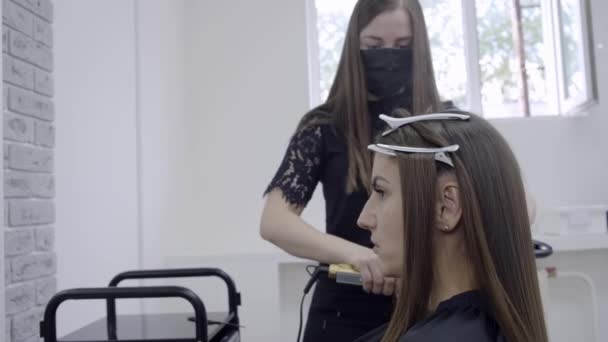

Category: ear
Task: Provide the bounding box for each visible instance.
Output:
[435,173,462,233]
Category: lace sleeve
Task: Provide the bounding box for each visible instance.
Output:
[264,124,324,207]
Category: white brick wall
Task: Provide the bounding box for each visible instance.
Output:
[4,228,33,256]
[4,112,35,143]
[12,307,42,342]
[3,1,53,341]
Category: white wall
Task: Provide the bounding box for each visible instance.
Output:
[54,0,140,335]
[537,250,608,342]
[136,0,188,270]
[169,0,322,258]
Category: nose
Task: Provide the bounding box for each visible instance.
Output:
[357,199,375,231]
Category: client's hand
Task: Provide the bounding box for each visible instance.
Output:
[348,246,395,296]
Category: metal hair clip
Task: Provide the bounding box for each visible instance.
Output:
[368,113,471,167]
[380,113,470,137]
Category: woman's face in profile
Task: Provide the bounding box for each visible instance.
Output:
[359,8,413,50]
[357,153,405,276]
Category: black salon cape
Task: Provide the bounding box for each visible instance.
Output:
[354,291,506,342]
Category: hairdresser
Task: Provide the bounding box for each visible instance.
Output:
[259,1,446,340]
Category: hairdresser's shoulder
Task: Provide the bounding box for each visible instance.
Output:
[281,111,330,153]
[297,109,333,130]
[292,109,337,142]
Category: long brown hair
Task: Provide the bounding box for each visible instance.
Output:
[378,110,548,342]
[300,0,441,193]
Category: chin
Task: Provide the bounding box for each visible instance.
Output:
[378,255,399,277]
[384,267,399,278]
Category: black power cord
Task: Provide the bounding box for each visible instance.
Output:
[297,265,329,342]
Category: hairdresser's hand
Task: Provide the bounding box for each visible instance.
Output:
[348,246,394,296]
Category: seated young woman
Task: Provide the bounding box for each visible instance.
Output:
[354,110,548,342]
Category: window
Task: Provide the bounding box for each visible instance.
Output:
[308,0,596,118]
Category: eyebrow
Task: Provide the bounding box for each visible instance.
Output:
[361,35,383,42]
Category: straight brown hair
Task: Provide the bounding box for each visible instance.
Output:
[300,0,441,193]
[378,110,548,342]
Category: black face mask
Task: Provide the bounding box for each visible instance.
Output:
[360,47,414,99]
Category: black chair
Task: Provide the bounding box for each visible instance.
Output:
[40,268,241,342]
[534,239,553,258]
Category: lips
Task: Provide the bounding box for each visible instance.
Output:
[371,237,380,252]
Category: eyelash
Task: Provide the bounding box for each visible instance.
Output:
[373,187,385,197]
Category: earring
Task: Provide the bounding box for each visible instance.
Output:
[442,224,450,231]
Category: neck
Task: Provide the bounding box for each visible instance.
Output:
[428,233,477,311]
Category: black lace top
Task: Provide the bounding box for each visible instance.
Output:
[265,121,371,245]
[264,95,413,246]
[267,128,374,247]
